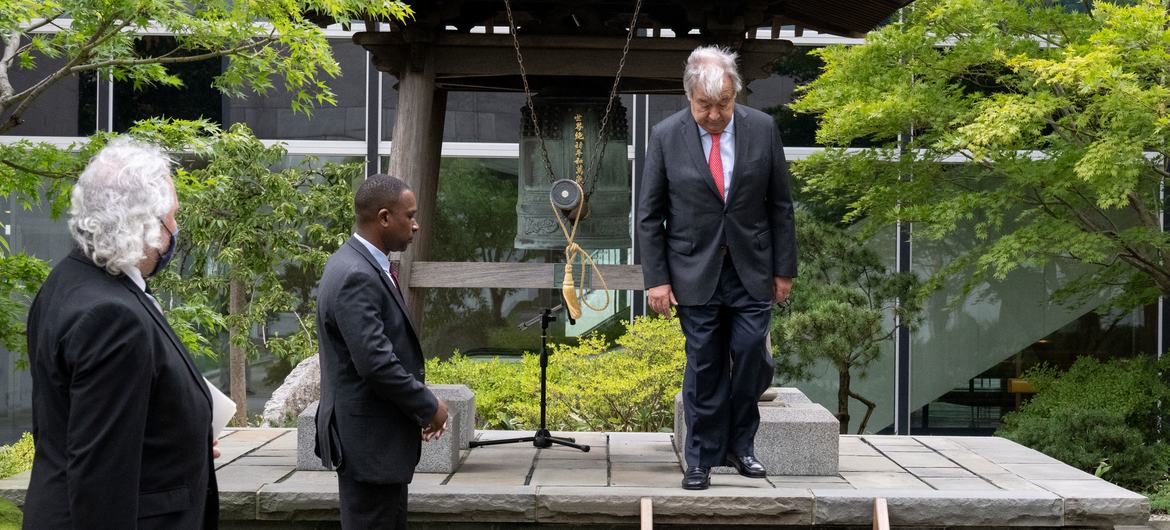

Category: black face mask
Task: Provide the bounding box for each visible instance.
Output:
[149,221,178,278]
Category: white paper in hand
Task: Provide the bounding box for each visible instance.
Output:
[205,377,237,439]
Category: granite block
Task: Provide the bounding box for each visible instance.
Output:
[296,384,475,474]
[674,388,838,476]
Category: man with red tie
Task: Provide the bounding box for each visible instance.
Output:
[637,46,797,490]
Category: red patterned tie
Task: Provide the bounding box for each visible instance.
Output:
[709,133,725,200]
[389,262,401,293]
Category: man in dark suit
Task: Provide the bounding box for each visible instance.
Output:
[637,46,797,490]
[315,174,448,529]
[24,138,219,528]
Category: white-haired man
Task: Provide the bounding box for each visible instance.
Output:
[23,138,220,528]
[637,46,797,490]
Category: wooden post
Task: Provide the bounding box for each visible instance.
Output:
[873,498,889,530]
[387,39,446,326]
[640,497,653,529]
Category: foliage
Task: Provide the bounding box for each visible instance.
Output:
[1150,479,1170,514]
[150,120,359,366]
[998,355,1170,491]
[771,210,919,433]
[0,254,48,361]
[791,0,1170,309]
[427,315,687,432]
[0,0,413,134]
[0,432,33,479]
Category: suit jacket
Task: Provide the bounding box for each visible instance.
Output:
[315,236,437,484]
[637,105,797,305]
[23,249,218,529]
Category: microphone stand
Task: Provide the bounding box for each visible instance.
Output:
[468,303,590,452]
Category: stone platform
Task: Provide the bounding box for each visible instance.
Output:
[0,428,1151,528]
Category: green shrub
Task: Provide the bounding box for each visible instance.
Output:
[0,433,33,479]
[427,315,686,432]
[997,356,1170,491]
[1150,480,1170,514]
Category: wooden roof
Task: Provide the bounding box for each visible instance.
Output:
[356,0,914,92]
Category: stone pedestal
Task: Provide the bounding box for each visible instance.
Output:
[673,387,838,476]
[297,384,476,474]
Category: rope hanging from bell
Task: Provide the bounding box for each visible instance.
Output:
[549,179,609,320]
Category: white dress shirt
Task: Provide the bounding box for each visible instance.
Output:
[698,114,736,199]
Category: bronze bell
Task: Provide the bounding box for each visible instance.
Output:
[515,95,631,250]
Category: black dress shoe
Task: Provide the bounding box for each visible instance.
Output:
[725,454,767,478]
[682,466,710,490]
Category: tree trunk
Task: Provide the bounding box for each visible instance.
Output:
[229,277,247,426]
[837,368,850,434]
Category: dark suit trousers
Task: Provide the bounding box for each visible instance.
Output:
[338,471,408,530]
[677,254,775,467]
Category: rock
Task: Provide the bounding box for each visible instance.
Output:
[261,354,320,427]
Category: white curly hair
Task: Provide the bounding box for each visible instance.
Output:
[683,46,743,100]
[68,137,174,276]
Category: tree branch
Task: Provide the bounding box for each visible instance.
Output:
[0,158,77,181]
[78,33,276,71]
[0,32,19,103]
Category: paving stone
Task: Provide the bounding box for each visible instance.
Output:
[839,439,882,456]
[608,432,672,444]
[1035,476,1155,522]
[812,488,1063,526]
[537,446,607,460]
[412,473,448,486]
[913,436,966,452]
[838,455,905,472]
[1062,494,1151,526]
[535,486,813,525]
[905,467,979,479]
[609,462,682,488]
[863,435,924,446]
[939,449,1012,475]
[1000,462,1096,480]
[224,429,288,443]
[883,451,957,468]
[708,473,774,489]
[410,484,537,522]
[609,442,679,463]
[256,471,339,520]
[529,460,608,487]
[980,473,1046,491]
[258,431,297,450]
[447,448,536,486]
[548,431,608,447]
[215,465,293,519]
[839,472,930,489]
[234,455,298,467]
[770,475,850,484]
[922,477,1000,490]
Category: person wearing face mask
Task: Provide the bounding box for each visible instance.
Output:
[23,138,220,529]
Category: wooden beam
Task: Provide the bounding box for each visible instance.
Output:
[357,33,790,84]
[640,497,653,530]
[408,261,646,290]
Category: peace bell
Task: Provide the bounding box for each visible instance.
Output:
[515,95,631,250]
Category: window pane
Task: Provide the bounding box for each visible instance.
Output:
[112,36,223,132]
[1,53,86,136]
[225,40,367,140]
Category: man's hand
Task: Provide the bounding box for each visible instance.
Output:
[647,284,677,318]
[212,439,220,460]
[422,398,449,441]
[773,276,793,304]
